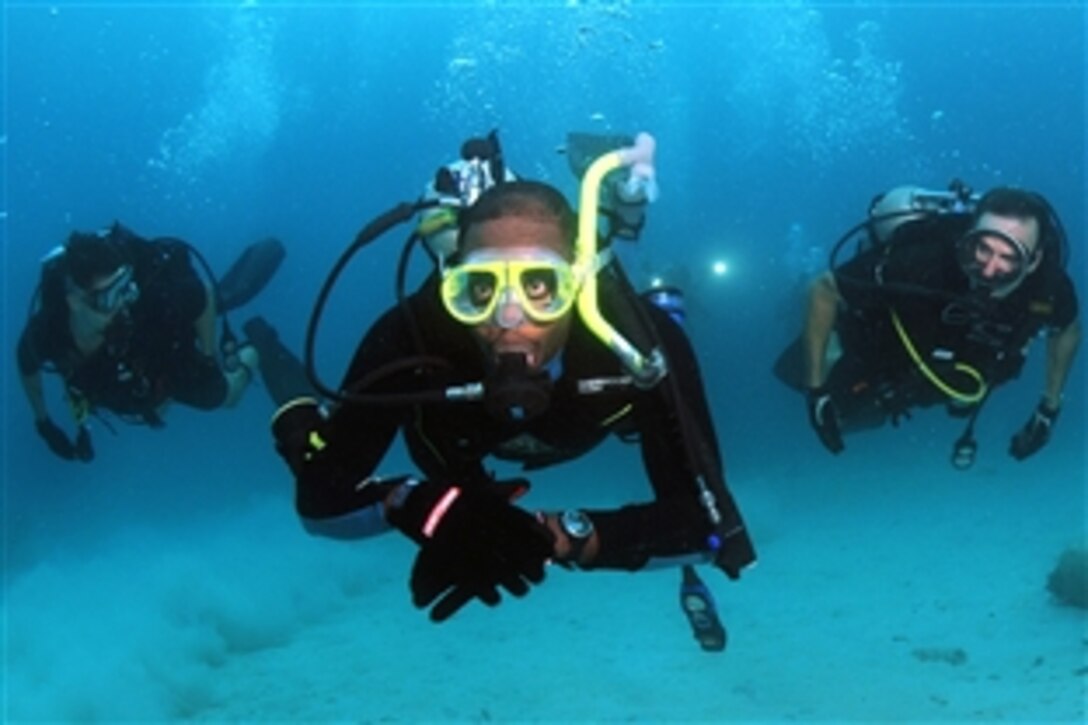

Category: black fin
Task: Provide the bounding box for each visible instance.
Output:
[243,316,315,407]
[218,238,286,313]
[772,335,806,392]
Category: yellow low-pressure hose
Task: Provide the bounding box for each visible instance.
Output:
[890,308,987,403]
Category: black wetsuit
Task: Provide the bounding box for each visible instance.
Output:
[291,272,756,576]
[18,232,227,426]
[829,215,1078,425]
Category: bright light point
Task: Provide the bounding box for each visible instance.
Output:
[650,276,663,288]
[712,260,729,277]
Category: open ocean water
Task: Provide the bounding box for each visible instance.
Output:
[3,2,1085,721]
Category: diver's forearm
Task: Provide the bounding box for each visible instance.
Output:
[20,372,50,422]
[196,283,218,355]
[1044,318,1081,408]
[804,274,840,388]
[583,497,754,576]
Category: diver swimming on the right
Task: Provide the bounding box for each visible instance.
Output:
[774,182,1080,468]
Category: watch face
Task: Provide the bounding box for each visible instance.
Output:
[561,509,593,539]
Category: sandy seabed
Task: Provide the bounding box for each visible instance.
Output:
[5,442,1086,722]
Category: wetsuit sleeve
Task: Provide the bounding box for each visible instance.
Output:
[1048,270,1079,331]
[289,303,420,521]
[143,239,208,323]
[833,244,889,310]
[137,240,225,409]
[168,351,228,410]
[17,318,45,377]
[584,304,756,578]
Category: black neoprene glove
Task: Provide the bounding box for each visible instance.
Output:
[36,419,94,462]
[1009,400,1060,461]
[385,478,555,622]
[806,385,844,455]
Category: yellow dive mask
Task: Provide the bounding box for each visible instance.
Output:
[440,248,580,328]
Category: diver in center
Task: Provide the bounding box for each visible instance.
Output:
[272,133,756,629]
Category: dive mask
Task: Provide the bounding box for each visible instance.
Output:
[80,264,139,314]
[955,227,1035,291]
[440,248,580,328]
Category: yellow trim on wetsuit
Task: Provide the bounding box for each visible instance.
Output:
[600,403,633,428]
[270,397,327,453]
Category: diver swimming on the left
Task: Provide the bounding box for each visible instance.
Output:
[16,221,296,461]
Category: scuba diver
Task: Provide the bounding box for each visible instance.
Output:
[429,131,731,649]
[18,222,286,461]
[774,182,1081,468]
[270,132,756,646]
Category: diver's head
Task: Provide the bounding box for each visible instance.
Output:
[441,180,578,370]
[957,187,1049,297]
[63,225,139,325]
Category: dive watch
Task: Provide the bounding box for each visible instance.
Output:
[560,509,594,564]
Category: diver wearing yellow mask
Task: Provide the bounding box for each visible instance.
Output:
[272,168,755,637]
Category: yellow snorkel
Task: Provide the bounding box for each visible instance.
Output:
[575,132,666,387]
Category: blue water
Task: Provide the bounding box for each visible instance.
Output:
[3,2,1085,721]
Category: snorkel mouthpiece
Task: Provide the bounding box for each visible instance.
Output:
[618,132,659,203]
[575,132,666,387]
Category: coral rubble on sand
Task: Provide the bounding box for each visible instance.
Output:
[1046,545,1088,609]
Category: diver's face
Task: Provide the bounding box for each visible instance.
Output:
[970,212,1041,293]
[460,214,574,370]
[66,267,131,331]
